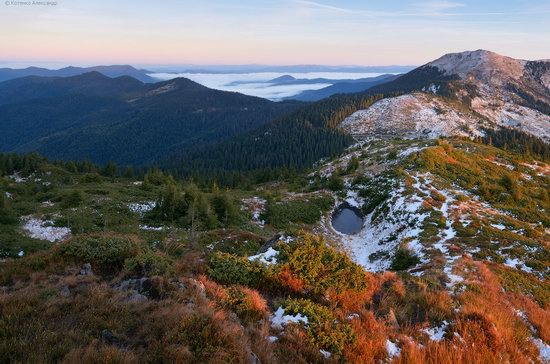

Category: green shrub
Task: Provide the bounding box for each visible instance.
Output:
[0,194,17,225]
[265,195,333,229]
[60,190,83,208]
[82,173,102,183]
[275,233,367,295]
[390,248,421,271]
[346,156,360,173]
[494,267,549,307]
[326,173,345,191]
[282,298,355,355]
[60,234,141,272]
[208,252,266,287]
[124,251,173,277]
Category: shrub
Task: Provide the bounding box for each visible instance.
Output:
[225,286,268,322]
[327,173,345,191]
[282,298,355,355]
[265,196,333,229]
[61,190,83,209]
[208,252,266,287]
[124,251,174,277]
[346,156,360,173]
[165,308,249,363]
[494,267,549,307]
[275,233,368,295]
[390,249,421,271]
[0,194,17,225]
[60,234,141,273]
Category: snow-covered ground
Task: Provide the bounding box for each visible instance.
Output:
[21,216,71,242]
[242,197,266,226]
[271,306,309,330]
[139,225,164,231]
[386,340,401,360]
[339,93,486,140]
[422,321,449,342]
[338,179,428,271]
[128,202,156,216]
[248,247,279,265]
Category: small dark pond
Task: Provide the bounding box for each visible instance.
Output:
[331,204,364,235]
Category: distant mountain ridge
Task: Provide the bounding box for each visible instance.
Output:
[289,74,400,102]
[154,64,415,74]
[0,65,155,83]
[0,72,300,165]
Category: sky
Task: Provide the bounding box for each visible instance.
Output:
[1,0,549,67]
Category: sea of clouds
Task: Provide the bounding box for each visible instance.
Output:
[148,72,389,100]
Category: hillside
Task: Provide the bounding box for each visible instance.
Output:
[345,50,550,141]
[0,73,300,165]
[0,131,548,363]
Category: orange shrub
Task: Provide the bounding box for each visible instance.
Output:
[274,266,306,293]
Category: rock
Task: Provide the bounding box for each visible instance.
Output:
[101,329,124,347]
[79,263,93,276]
[126,291,147,303]
[174,280,186,291]
[387,309,399,329]
[188,278,206,298]
[59,285,71,297]
[114,278,152,294]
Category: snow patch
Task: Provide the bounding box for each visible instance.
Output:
[423,321,449,342]
[139,225,164,231]
[128,202,156,216]
[532,338,550,363]
[242,197,266,226]
[248,247,279,265]
[21,216,71,242]
[386,340,401,360]
[271,306,309,330]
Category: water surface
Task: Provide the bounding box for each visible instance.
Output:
[332,205,363,235]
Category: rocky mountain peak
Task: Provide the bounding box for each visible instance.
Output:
[426,49,527,83]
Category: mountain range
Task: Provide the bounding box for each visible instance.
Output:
[1,50,549,363]
[0,72,300,165]
[289,74,400,101]
[0,65,155,83]
[170,50,549,180]
[0,50,548,178]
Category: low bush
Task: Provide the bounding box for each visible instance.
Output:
[265,195,333,229]
[494,266,549,307]
[124,251,174,277]
[274,233,368,296]
[225,286,268,322]
[60,234,141,273]
[163,308,250,363]
[390,248,421,271]
[208,252,266,287]
[282,298,355,355]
